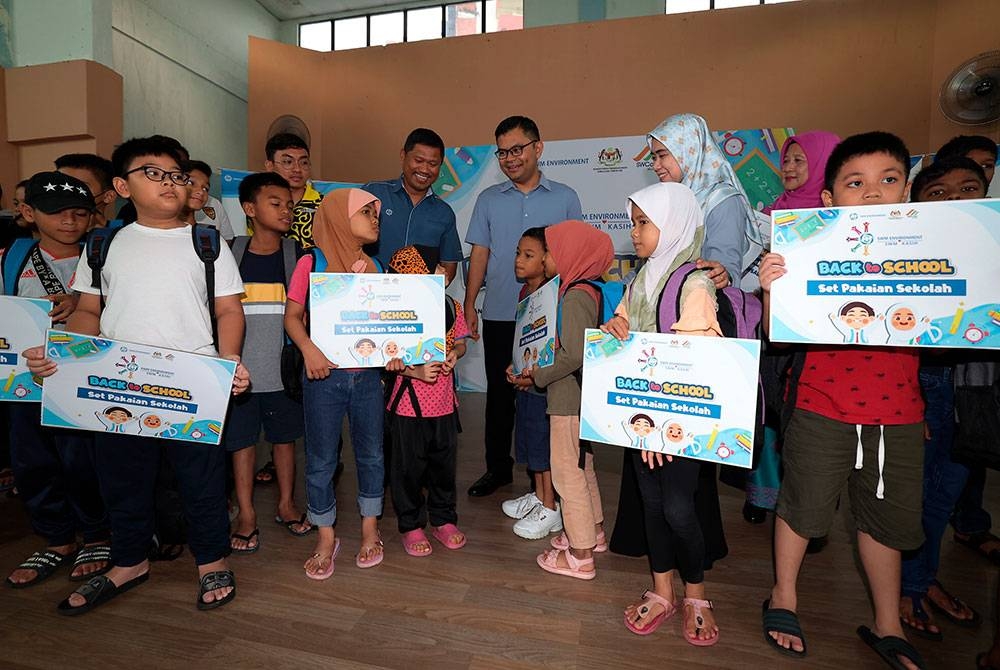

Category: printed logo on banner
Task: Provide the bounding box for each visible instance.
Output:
[594,147,626,174]
[538,157,590,168]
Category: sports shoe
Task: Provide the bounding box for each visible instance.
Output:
[502,491,540,520]
[513,504,563,540]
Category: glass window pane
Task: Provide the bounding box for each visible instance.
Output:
[764,0,800,3]
[334,16,367,51]
[486,0,523,32]
[370,11,404,46]
[299,21,331,52]
[666,0,710,12]
[714,0,760,7]
[407,6,443,42]
[446,2,482,37]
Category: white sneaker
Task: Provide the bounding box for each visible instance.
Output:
[502,491,540,519]
[513,503,563,540]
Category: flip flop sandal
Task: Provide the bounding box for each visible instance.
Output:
[682,598,719,647]
[254,461,276,485]
[857,625,927,670]
[356,534,384,569]
[551,530,607,553]
[402,529,433,557]
[275,513,315,537]
[762,599,807,658]
[229,529,260,555]
[955,532,1000,567]
[69,544,112,582]
[431,523,466,550]
[536,548,595,580]
[6,549,73,589]
[305,538,341,581]
[927,580,982,628]
[624,590,677,636]
[57,572,149,616]
[197,570,236,611]
[900,593,942,641]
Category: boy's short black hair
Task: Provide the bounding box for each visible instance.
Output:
[935,135,998,162]
[54,153,114,191]
[238,171,291,205]
[183,159,213,179]
[266,133,310,161]
[824,132,911,193]
[148,135,189,162]
[911,156,988,201]
[629,413,655,427]
[15,178,29,191]
[403,128,445,155]
[495,115,540,142]
[111,137,185,178]
[840,301,875,317]
[520,226,548,248]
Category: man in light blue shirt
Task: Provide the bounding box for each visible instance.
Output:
[363,128,462,285]
[463,116,582,497]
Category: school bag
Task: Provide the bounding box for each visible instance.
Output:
[230,235,303,399]
[2,238,78,296]
[655,262,765,470]
[84,221,222,341]
[555,278,625,337]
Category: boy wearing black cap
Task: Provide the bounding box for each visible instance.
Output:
[2,171,110,590]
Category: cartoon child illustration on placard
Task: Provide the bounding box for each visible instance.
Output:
[138,412,178,438]
[883,302,942,345]
[95,406,135,433]
[531,347,539,367]
[623,413,664,451]
[521,347,532,372]
[383,340,400,360]
[829,301,883,344]
[350,338,380,366]
[664,421,700,456]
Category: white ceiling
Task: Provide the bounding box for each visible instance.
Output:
[256,0,430,21]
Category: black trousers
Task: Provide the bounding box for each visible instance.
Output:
[95,433,230,567]
[633,451,706,584]
[482,319,516,476]
[9,404,108,546]
[390,413,458,533]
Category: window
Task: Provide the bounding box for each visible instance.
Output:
[299,20,332,52]
[667,0,800,10]
[299,1,523,52]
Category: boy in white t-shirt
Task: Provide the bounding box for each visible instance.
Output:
[25,137,250,615]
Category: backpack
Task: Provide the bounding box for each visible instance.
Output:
[310,247,384,274]
[84,221,222,341]
[556,278,625,337]
[2,238,40,295]
[655,262,765,470]
[230,236,303,399]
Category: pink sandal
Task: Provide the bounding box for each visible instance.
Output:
[624,590,678,635]
[356,533,384,569]
[431,523,466,550]
[536,548,595,580]
[551,530,607,553]
[305,538,341,581]
[401,529,433,557]
[682,597,720,646]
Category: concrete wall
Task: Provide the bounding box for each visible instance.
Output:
[111,0,279,172]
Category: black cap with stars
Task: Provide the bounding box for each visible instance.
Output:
[24,171,95,214]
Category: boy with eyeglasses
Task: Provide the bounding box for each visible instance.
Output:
[25,136,250,615]
[263,133,321,248]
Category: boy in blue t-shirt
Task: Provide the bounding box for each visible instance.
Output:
[225,172,309,554]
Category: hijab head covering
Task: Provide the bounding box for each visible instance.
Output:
[312,188,381,273]
[764,131,841,214]
[627,182,704,297]
[543,221,614,306]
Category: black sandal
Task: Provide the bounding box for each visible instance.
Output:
[900,593,942,641]
[6,549,72,589]
[57,572,149,616]
[928,580,982,628]
[70,544,112,582]
[762,599,807,658]
[275,513,314,537]
[857,625,926,670]
[229,529,260,555]
[197,570,236,611]
[254,461,276,485]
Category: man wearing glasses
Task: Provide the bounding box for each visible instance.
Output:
[264,133,321,248]
[463,115,582,497]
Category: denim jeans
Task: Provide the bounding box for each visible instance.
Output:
[303,368,384,527]
[952,463,992,535]
[901,366,971,595]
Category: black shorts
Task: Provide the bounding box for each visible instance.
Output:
[223,390,304,453]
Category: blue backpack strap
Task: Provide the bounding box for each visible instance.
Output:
[84,221,127,299]
[191,224,222,347]
[2,238,39,296]
[311,247,327,273]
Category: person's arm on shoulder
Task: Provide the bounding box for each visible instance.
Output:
[532,290,595,388]
[702,195,749,286]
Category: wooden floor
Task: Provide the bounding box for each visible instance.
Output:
[0,393,995,669]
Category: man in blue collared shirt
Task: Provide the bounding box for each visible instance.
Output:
[364,128,462,285]
[463,116,583,497]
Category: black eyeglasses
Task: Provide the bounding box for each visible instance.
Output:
[494,140,538,160]
[125,166,191,186]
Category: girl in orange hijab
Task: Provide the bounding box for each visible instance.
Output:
[284,188,386,579]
